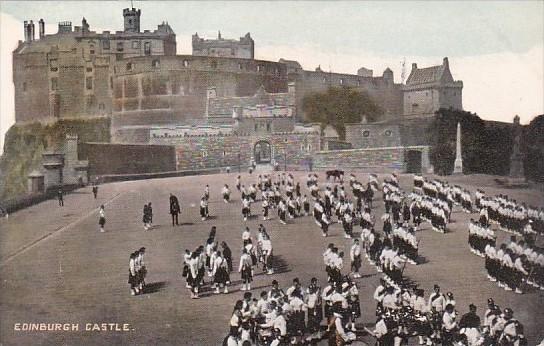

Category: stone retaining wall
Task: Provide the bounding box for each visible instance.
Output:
[313,146,431,173]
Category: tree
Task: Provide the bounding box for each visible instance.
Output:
[302,87,382,140]
[524,114,544,182]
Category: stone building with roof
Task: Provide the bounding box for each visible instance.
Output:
[192,31,254,59]
[403,57,463,116]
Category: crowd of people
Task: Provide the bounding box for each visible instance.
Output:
[114,168,540,345]
[370,279,528,346]
[225,277,360,346]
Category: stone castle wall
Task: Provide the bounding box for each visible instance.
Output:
[13,52,50,122]
[12,15,176,122]
[111,55,288,132]
[78,142,176,176]
[149,132,320,171]
[313,147,406,172]
[313,146,431,173]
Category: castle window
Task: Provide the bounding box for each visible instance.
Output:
[89,44,95,55]
[238,63,243,70]
[116,53,123,60]
[222,151,226,157]
[384,130,392,137]
[183,60,189,67]
[117,41,124,51]
[99,103,105,111]
[152,59,160,68]
[257,65,263,72]
[126,62,133,71]
[322,77,327,83]
[357,80,361,86]
[362,130,370,137]
[211,61,217,69]
[51,78,58,91]
[128,19,132,25]
[86,67,93,73]
[308,144,312,151]
[50,59,58,72]
[255,124,258,131]
[23,82,27,92]
[102,39,110,50]
[144,42,151,55]
[86,77,93,90]
[339,78,344,85]
[202,151,208,158]
[266,123,271,132]
[132,41,140,49]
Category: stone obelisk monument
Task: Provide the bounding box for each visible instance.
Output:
[453,122,463,174]
[508,115,527,186]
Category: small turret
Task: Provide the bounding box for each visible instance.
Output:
[123,7,141,33]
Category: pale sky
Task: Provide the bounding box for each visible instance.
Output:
[1,1,543,151]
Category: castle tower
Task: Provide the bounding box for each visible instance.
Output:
[123,8,141,33]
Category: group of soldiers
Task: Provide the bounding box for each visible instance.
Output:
[480,194,543,238]
[412,179,456,234]
[371,279,528,346]
[484,237,544,294]
[182,227,234,298]
[468,219,496,257]
[118,168,539,344]
[128,247,147,296]
[225,274,363,345]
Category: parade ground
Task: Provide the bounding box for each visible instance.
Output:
[0,171,543,346]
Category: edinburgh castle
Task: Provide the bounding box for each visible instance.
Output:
[13,7,462,143]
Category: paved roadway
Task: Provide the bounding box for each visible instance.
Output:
[0,172,543,346]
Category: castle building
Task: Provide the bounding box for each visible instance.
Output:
[192,31,254,59]
[13,7,463,157]
[13,8,176,122]
[403,57,463,116]
[147,83,320,171]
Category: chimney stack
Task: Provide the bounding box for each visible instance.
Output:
[443,57,449,68]
[39,19,45,39]
[24,21,29,42]
[29,20,35,41]
[412,63,417,70]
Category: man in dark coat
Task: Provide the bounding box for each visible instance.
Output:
[170,194,180,226]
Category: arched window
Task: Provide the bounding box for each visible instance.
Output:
[363,130,370,137]
[126,62,133,71]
